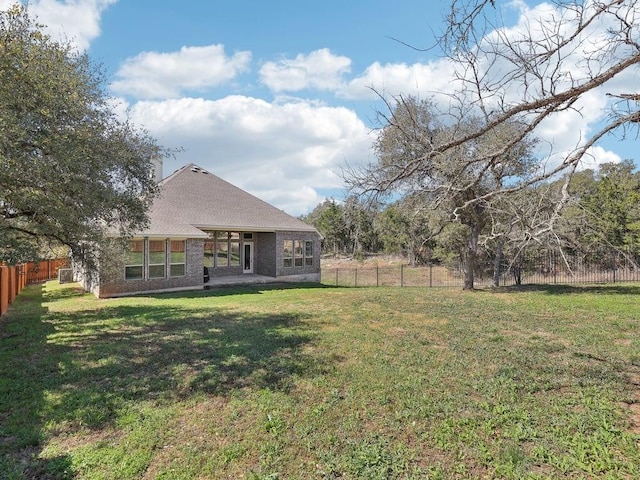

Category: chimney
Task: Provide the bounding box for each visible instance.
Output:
[152,157,163,183]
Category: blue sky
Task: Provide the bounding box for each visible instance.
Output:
[3,1,634,216]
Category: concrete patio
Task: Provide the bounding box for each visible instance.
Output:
[204,274,279,289]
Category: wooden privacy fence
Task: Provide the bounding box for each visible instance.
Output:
[0,264,27,317]
[24,258,70,284]
[0,258,69,318]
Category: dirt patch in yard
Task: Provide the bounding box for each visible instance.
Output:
[321,254,407,269]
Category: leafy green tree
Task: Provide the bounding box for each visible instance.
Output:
[583,161,640,253]
[0,5,163,266]
[376,204,409,256]
[560,161,640,257]
[375,194,438,266]
[342,195,380,258]
[302,199,348,256]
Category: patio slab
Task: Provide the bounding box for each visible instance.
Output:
[204,274,278,288]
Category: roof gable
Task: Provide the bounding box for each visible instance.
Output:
[139,164,319,237]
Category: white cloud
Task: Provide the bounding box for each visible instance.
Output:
[110,45,252,99]
[126,96,374,216]
[534,90,609,155]
[19,0,117,52]
[259,48,351,92]
[579,146,622,170]
[339,59,458,101]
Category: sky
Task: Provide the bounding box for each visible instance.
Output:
[1,0,635,216]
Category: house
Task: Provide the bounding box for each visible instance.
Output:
[86,163,322,297]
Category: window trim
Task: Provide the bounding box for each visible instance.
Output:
[148,239,167,279]
[283,239,293,268]
[125,239,144,281]
[304,240,314,266]
[170,240,186,277]
[294,240,303,267]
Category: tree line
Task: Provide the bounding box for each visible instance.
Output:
[302,159,640,285]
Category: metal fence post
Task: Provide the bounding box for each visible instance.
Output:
[355,268,358,287]
[401,264,404,287]
[429,264,433,288]
[376,265,379,287]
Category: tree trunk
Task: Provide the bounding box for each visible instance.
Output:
[408,240,416,267]
[463,252,475,290]
[463,223,481,290]
[493,240,503,287]
[512,265,522,285]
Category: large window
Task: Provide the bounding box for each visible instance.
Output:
[125,240,144,280]
[170,240,186,277]
[206,231,242,269]
[283,239,314,268]
[125,238,185,280]
[148,240,166,278]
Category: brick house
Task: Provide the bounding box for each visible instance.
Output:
[85,163,321,297]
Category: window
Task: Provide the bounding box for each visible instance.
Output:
[125,240,144,280]
[229,232,240,267]
[216,231,229,267]
[283,240,293,267]
[170,240,186,277]
[204,241,214,269]
[283,239,314,268]
[148,240,166,278]
[305,241,314,266]
[205,231,242,268]
[294,240,303,267]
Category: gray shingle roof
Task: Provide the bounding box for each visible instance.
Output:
[137,164,319,237]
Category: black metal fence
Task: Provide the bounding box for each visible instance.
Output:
[321,250,640,288]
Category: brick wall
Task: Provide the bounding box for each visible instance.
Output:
[96,238,204,297]
[255,232,276,276]
[275,231,322,279]
[85,230,322,297]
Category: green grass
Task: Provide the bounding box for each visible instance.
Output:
[1,282,639,479]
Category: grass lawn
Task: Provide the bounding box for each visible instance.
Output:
[1,281,639,479]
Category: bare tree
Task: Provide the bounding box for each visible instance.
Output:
[441,0,640,211]
[347,0,640,288]
[348,97,537,289]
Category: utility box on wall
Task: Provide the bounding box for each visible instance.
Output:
[58,268,74,284]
